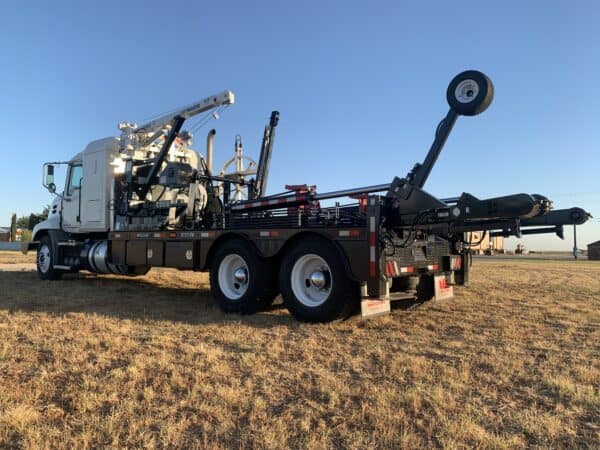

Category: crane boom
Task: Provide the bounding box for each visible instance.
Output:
[134,90,235,135]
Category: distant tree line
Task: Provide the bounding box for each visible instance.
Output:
[8,206,50,242]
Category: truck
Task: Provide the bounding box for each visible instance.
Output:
[24,70,591,322]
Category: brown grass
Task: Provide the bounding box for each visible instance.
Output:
[0,251,34,264]
[0,252,598,448]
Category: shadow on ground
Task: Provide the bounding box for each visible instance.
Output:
[0,269,300,328]
[0,267,428,327]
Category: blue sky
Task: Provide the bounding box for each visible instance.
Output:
[1,1,598,250]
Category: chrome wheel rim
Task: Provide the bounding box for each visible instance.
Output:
[38,244,51,273]
[291,254,332,307]
[218,254,249,300]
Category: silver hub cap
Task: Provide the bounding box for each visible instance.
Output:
[454,79,479,103]
[291,254,332,307]
[218,254,249,300]
[38,244,51,273]
[309,271,326,289]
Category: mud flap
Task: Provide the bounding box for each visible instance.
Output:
[434,274,454,301]
[360,282,391,319]
[361,298,391,319]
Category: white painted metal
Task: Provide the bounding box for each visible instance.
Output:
[291,254,332,307]
[118,90,234,158]
[219,135,258,201]
[60,138,121,233]
[434,274,454,300]
[454,79,479,104]
[360,298,390,319]
[132,91,234,136]
[218,254,249,300]
[32,196,61,241]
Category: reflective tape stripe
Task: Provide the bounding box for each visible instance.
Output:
[386,261,393,276]
[338,230,360,237]
[369,261,377,277]
[369,216,377,278]
[259,231,280,237]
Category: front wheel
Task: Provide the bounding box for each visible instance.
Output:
[37,235,63,280]
[279,238,358,322]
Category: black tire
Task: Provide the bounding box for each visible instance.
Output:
[209,238,274,314]
[415,275,435,302]
[36,235,63,280]
[446,70,494,116]
[279,237,359,323]
[258,266,280,308]
[124,266,151,276]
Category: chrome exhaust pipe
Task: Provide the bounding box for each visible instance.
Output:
[206,129,216,175]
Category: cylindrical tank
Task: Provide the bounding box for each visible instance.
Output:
[84,240,128,275]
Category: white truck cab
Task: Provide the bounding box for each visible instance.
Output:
[34,137,119,238]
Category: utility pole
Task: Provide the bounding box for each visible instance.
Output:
[573,224,578,260]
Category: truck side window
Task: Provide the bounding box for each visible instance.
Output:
[67,164,83,195]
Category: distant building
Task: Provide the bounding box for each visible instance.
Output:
[466,232,504,254]
[0,227,25,242]
[14,228,24,242]
[588,241,600,260]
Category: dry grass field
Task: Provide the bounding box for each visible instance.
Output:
[0,251,598,449]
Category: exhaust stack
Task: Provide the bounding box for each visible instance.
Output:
[206,129,216,175]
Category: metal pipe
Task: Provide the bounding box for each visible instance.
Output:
[206,129,216,175]
[228,183,391,212]
[255,111,279,198]
[312,183,390,201]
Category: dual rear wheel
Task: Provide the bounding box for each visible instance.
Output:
[209,239,278,315]
[278,238,358,322]
[209,237,358,322]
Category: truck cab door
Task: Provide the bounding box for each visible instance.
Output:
[61,163,83,232]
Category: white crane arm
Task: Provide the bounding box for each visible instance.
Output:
[117,90,235,156]
[134,90,235,135]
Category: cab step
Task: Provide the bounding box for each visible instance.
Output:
[57,241,79,247]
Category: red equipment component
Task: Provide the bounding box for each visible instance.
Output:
[284,184,320,214]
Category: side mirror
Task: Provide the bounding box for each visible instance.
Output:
[43,164,56,193]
